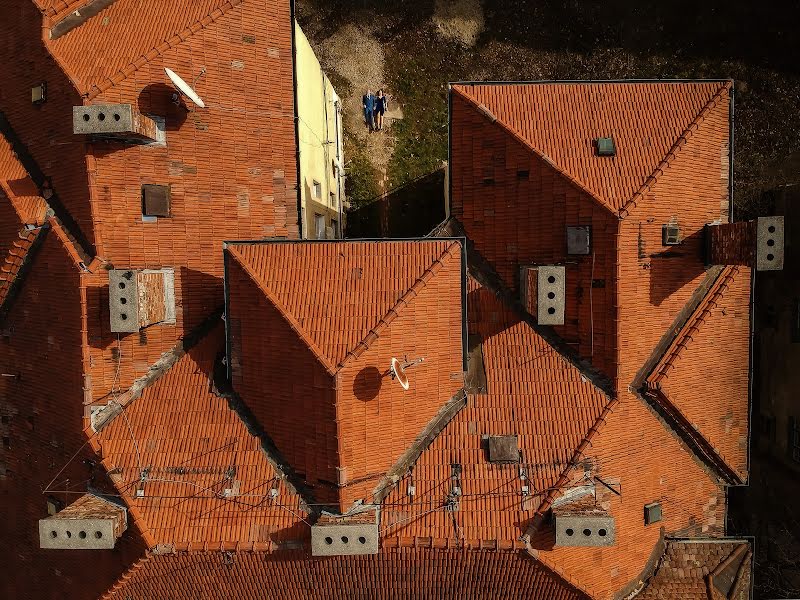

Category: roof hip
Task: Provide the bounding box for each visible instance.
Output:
[617,80,732,219]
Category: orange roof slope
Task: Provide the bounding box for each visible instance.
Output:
[381,279,611,545]
[102,548,590,600]
[453,81,728,214]
[648,265,752,481]
[93,325,307,549]
[48,0,238,97]
[226,239,465,511]
[638,540,751,600]
[228,240,461,370]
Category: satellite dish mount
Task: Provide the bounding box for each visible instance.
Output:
[165,67,206,110]
[388,355,424,391]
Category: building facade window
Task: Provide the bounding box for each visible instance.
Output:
[315,214,325,239]
[790,417,800,463]
[313,180,322,199]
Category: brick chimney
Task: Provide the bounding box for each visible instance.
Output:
[706,216,784,271]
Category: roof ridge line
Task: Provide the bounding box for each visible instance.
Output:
[524,394,620,538]
[226,245,337,374]
[85,0,243,99]
[335,240,462,373]
[452,85,615,217]
[618,80,732,219]
[373,388,468,504]
[90,309,223,432]
[444,217,615,397]
[643,387,743,484]
[648,265,739,386]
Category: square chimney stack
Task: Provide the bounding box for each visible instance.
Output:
[73,104,162,143]
[706,217,784,271]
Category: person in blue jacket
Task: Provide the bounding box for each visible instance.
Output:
[362,89,375,131]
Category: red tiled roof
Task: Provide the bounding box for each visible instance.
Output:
[637,540,752,600]
[48,0,241,97]
[226,240,465,511]
[452,81,729,216]
[227,240,461,370]
[91,325,308,549]
[380,278,611,546]
[0,226,42,307]
[102,548,590,600]
[647,266,752,481]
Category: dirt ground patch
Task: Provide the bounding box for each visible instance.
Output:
[307,21,397,197]
[432,0,484,47]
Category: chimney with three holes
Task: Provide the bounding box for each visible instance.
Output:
[706,217,784,271]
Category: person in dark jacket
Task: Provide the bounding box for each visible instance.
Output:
[374,89,388,131]
[362,89,375,131]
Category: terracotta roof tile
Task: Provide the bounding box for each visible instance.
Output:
[226,240,465,511]
[647,266,752,481]
[638,540,752,600]
[228,240,461,369]
[102,548,590,600]
[380,278,610,546]
[48,0,240,97]
[92,325,307,548]
[453,81,728,215]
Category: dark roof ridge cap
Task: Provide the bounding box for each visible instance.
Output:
[226,245,337,375]
[647,265,739,387]
[639,387,742,485]
[90,309,224,433]
[335,240,462,372]
[452,85,616,217]
[85,0,244,99]
[523,394,620,540]
[444,218,614,397]
[618,80,732,219]
[373,388,468,504]
[631,265,727,391]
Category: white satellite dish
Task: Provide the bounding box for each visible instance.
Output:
[389,356,424,391]
[164,67,205,108]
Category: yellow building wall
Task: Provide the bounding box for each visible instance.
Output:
[295,22,344,239]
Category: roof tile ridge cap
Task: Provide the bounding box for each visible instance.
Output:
[46,0,87,19]
[92,310,222,432]
[618,81,732,219]
[226,245,336,374]
[646,387,743,484]
[99,554,153,600]
[39,10,87,98]
[335,240,461,372]
[707,536,749,585]
[86,0,244,100]
[0,179,46,226]
[454,85,614,216]
[46,215,86,270]
[527,394,619,526]
[726,546,753,599]
[647,265,738,386]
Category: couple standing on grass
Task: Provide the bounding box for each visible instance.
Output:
[362,89,388,132]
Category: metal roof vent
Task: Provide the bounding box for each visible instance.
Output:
[567,226,591,255]
[142,184,171,218]
[662,222,682,246]
[31,82,46,105]
[109,269,176,333]
[644,502,662,525]
[487,435,519,463]
[595,137,615,157]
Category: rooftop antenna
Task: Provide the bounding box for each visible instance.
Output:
[388,355,424,391]
[164,67,206,109]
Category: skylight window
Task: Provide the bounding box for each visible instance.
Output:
[595,137,616,157]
